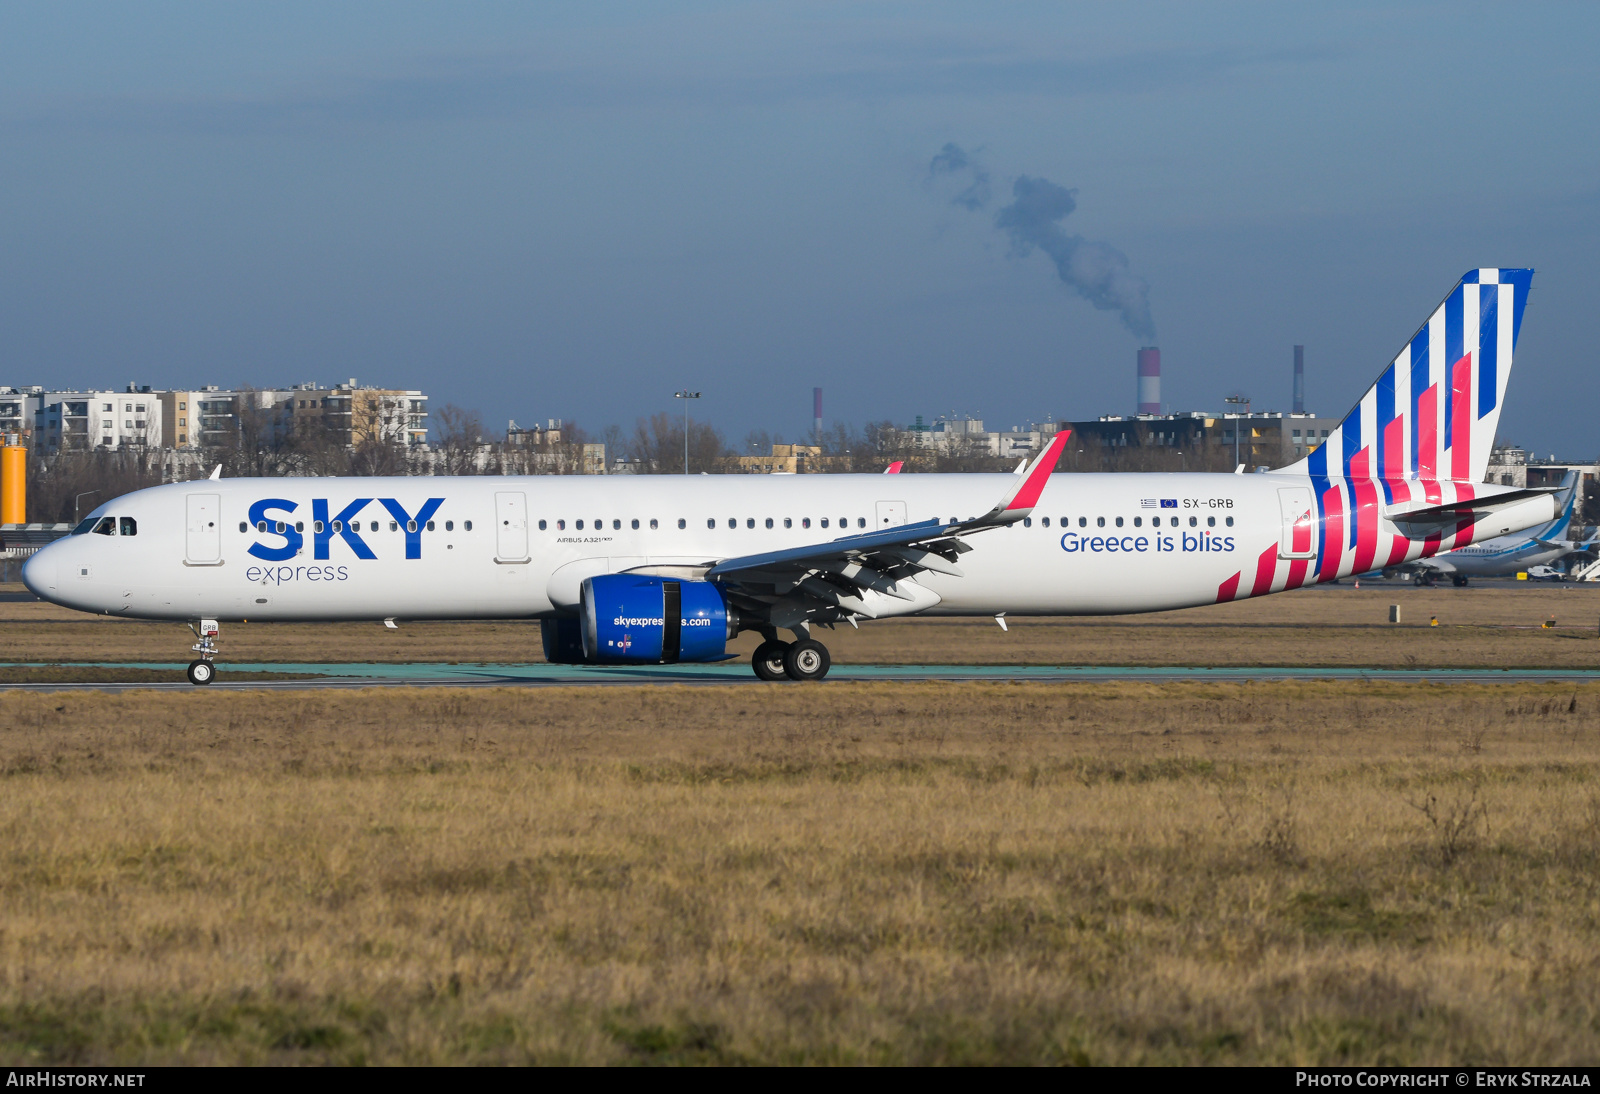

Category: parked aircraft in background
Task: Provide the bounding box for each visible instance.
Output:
[24,269,1556,684]
[1383,470,1589,585]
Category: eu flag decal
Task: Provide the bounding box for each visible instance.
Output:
[1159,499,1178,509]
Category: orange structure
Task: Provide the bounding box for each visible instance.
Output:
[0,442,25,524]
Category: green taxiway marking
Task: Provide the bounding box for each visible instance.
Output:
[6,662,1600,683]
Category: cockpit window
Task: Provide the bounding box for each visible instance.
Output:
[93,517,116,536]
[71,517,97,536]
[119,517,137,537]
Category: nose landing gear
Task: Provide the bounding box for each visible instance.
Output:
[187,619,219,686]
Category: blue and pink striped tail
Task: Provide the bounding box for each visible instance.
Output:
[1220,268,1537,598]
[1279,268,1532,490]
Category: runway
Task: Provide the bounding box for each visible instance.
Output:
[5,660,1600,691]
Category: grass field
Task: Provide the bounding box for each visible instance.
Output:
[1,681,1597,1064]
[4,581,1600,669]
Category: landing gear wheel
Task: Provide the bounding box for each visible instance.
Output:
[752,640,791,681]
[1451,575,1469,587]
[783,639,831,682]
[186,659,215,686]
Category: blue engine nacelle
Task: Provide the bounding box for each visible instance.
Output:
[546,575,735,664]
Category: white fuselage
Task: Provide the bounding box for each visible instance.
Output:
[27,471,1294,622]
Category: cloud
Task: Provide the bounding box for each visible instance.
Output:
[0,37,1340,135]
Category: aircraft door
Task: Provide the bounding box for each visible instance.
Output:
[185,494,222,564]
[1277,487,1316,559]
[495,491,530,562]
[875,500,907,529]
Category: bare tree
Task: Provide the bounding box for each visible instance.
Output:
[432,404,488,476]
[629,412,726,474]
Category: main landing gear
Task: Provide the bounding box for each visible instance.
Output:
[751,637,832,682]
[187,619,219,686]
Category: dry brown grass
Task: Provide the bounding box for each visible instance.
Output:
[6,582,1600,668]
[0,681,1598,1064]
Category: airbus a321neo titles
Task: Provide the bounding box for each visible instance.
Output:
[24,269,1556,685]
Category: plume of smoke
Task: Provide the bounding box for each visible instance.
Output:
[927,145,1155,340]
[927,142,990,211]
[996,177,1155,340]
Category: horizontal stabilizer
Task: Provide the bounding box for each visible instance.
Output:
[1388,487,1555,539]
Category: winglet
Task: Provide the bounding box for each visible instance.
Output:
[969,430,1069,527]
[883,461,903,474]
[209,464,222,480]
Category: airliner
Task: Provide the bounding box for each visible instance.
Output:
[23,268,1555,684]
[1384,470,1590,585]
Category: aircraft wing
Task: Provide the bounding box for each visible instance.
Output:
[706,432,1069,628]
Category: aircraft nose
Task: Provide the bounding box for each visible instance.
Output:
[20,546,57,599]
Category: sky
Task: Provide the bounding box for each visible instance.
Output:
[2,2,1598,455]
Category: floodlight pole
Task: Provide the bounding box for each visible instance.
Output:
[1225,396,1250,468]
[674,391,701,474]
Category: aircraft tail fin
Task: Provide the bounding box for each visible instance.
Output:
[1273,268,1533,486]
[1540,470,1580,542]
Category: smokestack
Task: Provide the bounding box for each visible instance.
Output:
[1137,347,1160,415]
[1293,345,1305,414]
[813,387,823,442]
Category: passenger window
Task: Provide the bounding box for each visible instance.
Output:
[676,518,685,529]
[426,521,435,532]
[707,518,715,529]
[389,521,398,532]
[447,520,455,531]
[333,521,343,533]
[120,517,137,536]
[613,519,621,530]
[295,521,304,532]
[839,517,846,528]
[1022,517,1032,527]
[1207,516,1215,528]
[728,518,736,529]
[1133,517,1141,528]
[649,519,658,530]
[631,519,640,530]
[536,520,544,531]
[94,517,115,536]
[1225,516,1234,527]
[1079,517,1087,528]
[314,520,325,533]
[1096,517,1105,528]
[857,518,866,528]
[556,520,565,530]
[464,521,472,531]
[238,522,247,533]
[746,518,755,529]
[764,518,773,529]
[1189,516,1197,527]
[784,518,792,529]
[821,518,829,528]
[576,520,584,530]
[257,521,268,533]
[1115,517,1124,528]
[1041,517,1050,527]
[370,521,380,532]
[407,520,417,533]
[802,518,810,529]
